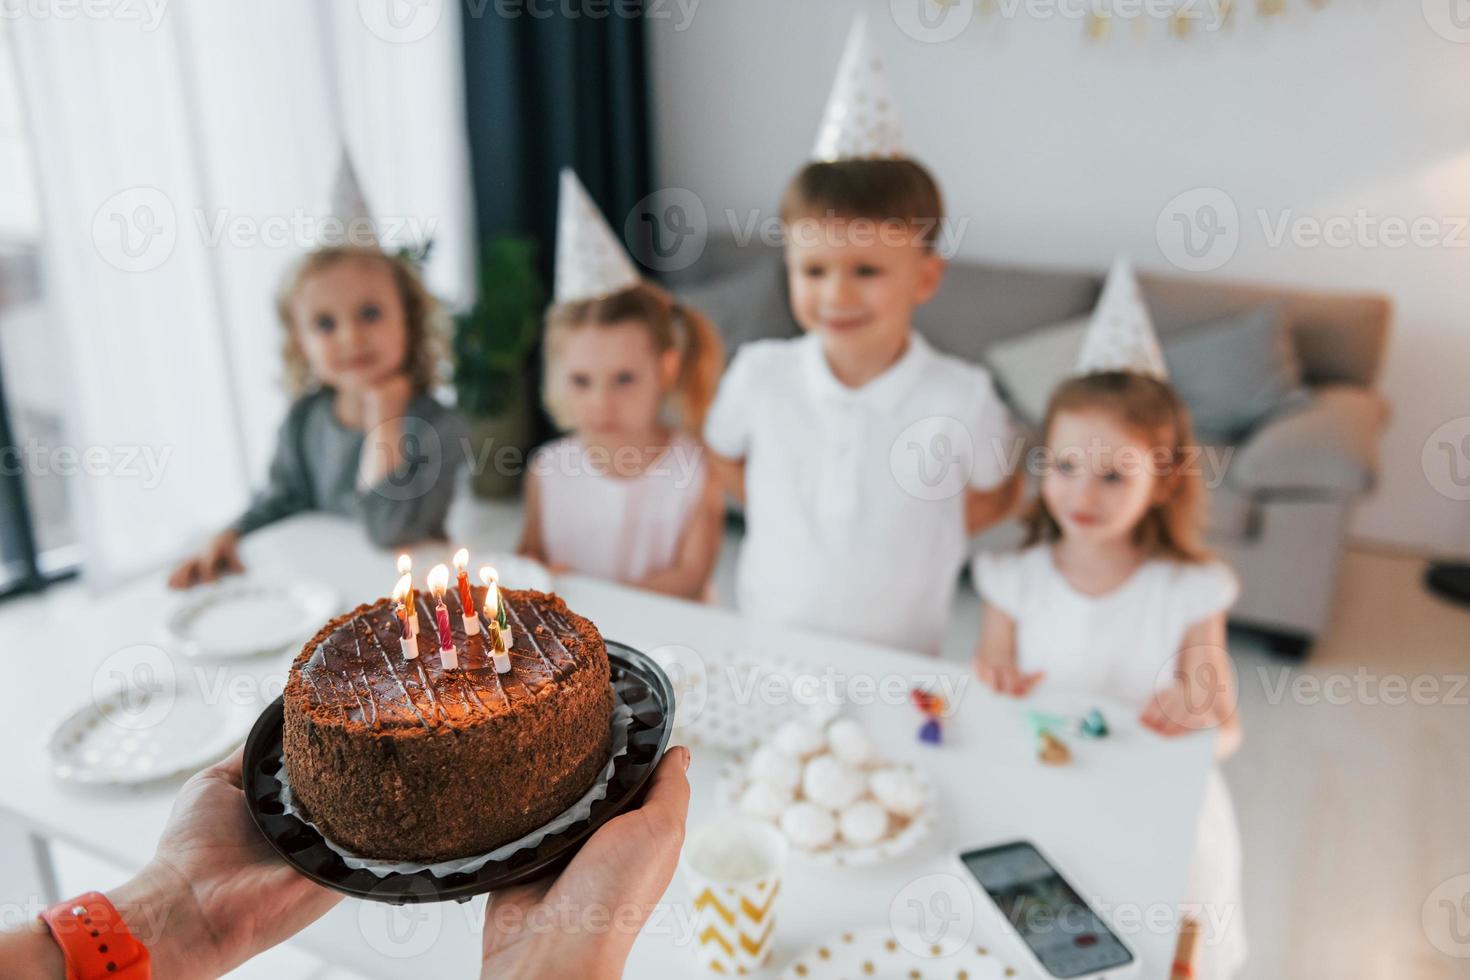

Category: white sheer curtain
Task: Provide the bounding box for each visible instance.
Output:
[9,0,474,586]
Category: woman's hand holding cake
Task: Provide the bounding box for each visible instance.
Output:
[0,747,345,980]
[479,746,692,980]
[3,744,691,979]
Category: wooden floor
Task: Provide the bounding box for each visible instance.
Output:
[1221,551,1470,980]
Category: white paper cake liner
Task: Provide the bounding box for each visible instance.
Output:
[274,698,633,878]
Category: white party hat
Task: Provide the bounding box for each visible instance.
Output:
[554,168,642,304]
[1075,256,1169,379]
[326,146,376,245]
[812,15,905,162]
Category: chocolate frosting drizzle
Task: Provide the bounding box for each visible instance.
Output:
[299,587,588,732]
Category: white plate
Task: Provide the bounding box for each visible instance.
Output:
[718,754,936,868]
[166,580,338,660]
[780,926,1015,979]
[649,652,804,752]
[49,683,256,786]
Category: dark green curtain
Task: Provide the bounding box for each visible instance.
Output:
[459,2,654,285]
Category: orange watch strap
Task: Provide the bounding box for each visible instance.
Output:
[40,891,152,979]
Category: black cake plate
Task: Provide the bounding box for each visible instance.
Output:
[242,640,675,904]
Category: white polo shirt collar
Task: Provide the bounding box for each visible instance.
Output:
[799,329,936,411]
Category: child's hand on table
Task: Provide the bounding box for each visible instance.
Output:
[1140,683,1214,736]
[168,529,244,589]
[975,652,1045,697]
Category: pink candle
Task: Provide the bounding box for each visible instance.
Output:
[427,564,458,670]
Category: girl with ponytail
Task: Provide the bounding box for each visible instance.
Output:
[516,281,726,600]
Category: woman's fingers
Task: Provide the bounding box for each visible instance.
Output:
[210,745,246,787]
[637,747,692,846]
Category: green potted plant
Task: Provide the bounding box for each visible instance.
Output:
[453,237,544,499]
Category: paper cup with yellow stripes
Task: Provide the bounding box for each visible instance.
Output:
[682,816,788,974]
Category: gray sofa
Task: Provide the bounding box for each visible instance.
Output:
[669,236,1391,655]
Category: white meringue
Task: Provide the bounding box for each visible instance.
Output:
[779,802,837,850]
[802,755,865,809]
[869,767,924,818]
[739,780,792,820]
[747,745,802,792]
[838,801,890,845]
[774,720,826,758]
[803,694,844,728]
[826,718,877,768]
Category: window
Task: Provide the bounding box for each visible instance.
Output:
[0,21,80,593]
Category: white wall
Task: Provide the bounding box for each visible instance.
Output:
[648,0,1470,555]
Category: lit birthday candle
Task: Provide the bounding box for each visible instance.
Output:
[391,573,417,660]
[452,547,479,635]
[479,566,511,673]
[396,554,420,637]
[427,563,458,670]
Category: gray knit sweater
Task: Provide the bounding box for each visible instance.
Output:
[232,388,467,547]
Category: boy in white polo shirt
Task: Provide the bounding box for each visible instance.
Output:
[703,18,1019,656]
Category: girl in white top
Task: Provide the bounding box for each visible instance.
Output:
[518,282,726,600]
[973,371,1247,980]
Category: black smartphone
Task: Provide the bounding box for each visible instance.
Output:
[958,840,1137,979]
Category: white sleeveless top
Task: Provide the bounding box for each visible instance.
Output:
[532,433,708,586]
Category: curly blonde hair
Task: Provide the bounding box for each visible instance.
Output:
[1024,371,1210,563]
[276,246,445,396]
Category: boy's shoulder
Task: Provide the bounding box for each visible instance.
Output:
[915,335,999,393]
[729,335,808,368]
[721,336,810,391]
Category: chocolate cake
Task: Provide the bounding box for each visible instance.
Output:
[282,586,613,863]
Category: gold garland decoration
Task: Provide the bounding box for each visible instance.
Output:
[961,0,1337,42]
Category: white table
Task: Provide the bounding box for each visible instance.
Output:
[0,514,1211,978]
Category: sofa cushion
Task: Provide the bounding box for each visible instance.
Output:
[1138,273,1391,387]
[1206,481,1258,542]
[983,317,1088,428]
[983,305,1313,438]
[1228,385,1387,496]
[1163,305,1310,439]
[676,254,797,355]
[916,263,1100,361]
